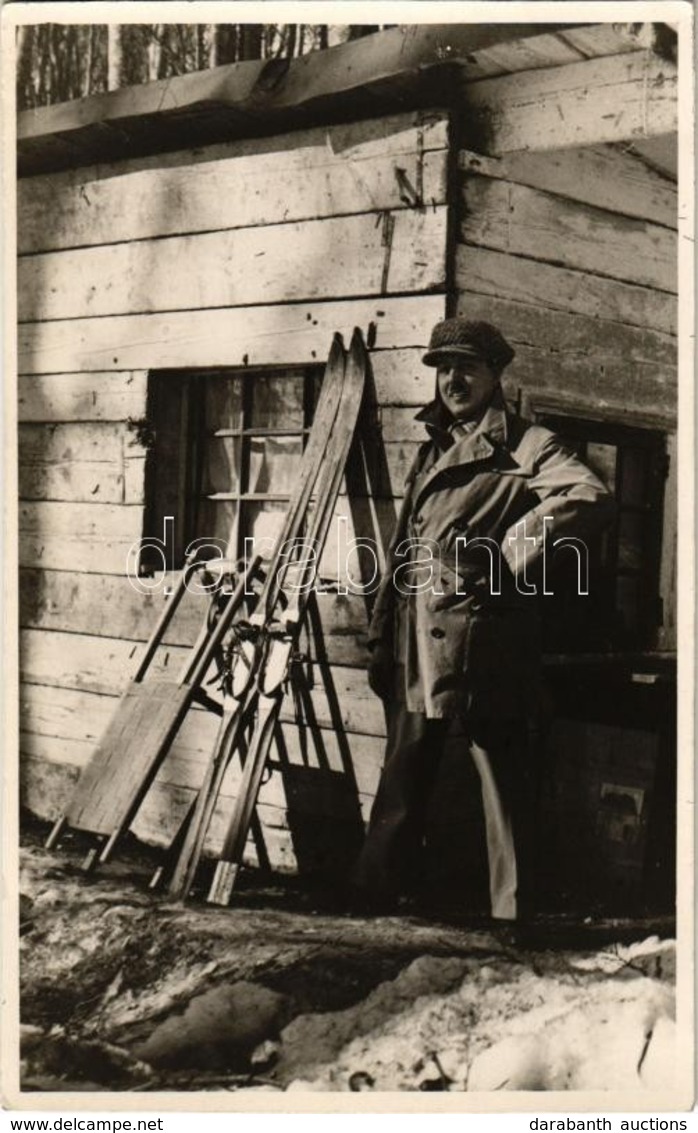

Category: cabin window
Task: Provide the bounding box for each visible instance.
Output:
[141,367,323,571]
[536,415,668,654]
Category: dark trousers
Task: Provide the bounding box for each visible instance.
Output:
[354,704,536,920]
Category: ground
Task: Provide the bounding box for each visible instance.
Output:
[16,821,676,1095]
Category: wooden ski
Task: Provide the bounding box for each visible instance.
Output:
[207,328,368,906]
[160,335,348,899]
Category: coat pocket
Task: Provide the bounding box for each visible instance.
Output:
[463,605,541,720]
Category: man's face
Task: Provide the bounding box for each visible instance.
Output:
[436,354,498,421]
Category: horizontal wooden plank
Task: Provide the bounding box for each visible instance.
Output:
[18,112,448,254]
[19,755,302,870]
[19,500,143,538]
[18,532,136,575]
[16,25,565,175]
[461,175,676,293]
[128,785,302,871]
[456,289,677,370]
[18,294,447,374]
[18,721,371,821]
[628,135,677,182]
[21,684,128,748]
[19,569,373,669]
[19,683,385,801]
[20,628,386,736]
[462,51,677,154]
[21,750,370,876]
[460,146,677,228]
[369,348,434,405]
[19,460,125,505]
[18,422,146,504]
[123,456,145,506]
[16,353,432,423]
[16,469,402,579]
[19,500,144,573]
[19,712,381,829]
[276,723,383,802]
[19,208,448,322]
[21,754,79,822]
[17,567,211,641]
[20,674,384,868]
[18,421,129,462]
[319,493,398,577]
[457,293,676,426]
[456,31,586,81]
[17,371,147,422]
[455,24,655,83]
[456,245,677,336]
[555,24,663,60]
[503,347,678,429]
[16,452,406,520]
[19,628,177,698]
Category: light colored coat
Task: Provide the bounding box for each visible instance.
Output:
[369,396,616,719]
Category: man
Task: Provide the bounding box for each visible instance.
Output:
[354,317,615,922]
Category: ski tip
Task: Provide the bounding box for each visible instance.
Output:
[329,332,345,358]
[349,327,367,359]
[326,334,347,377]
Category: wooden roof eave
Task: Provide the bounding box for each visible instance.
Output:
[16,21,678,177]
[17,22,580,176]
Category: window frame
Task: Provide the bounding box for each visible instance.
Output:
[142,364,322,571]
[525,398,669,656]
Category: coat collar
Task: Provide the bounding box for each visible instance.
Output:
[411,395,514,508]
[415,390,510,449]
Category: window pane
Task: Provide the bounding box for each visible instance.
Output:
[586,443,617,493]
[202,436,241,495]
[204,374,243,432]
[617,511,644,572]
[243,500,289,558]
[251,374,304,429]
[308,371,323,414]
[147,375,188,568]
[247,436,303,494]
[619,448,648,507]
[195,498,238,557]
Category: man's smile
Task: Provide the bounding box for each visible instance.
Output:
[436,356,499,421]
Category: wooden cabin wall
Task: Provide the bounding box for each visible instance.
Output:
[17,109,450,873]
[448,142,678,908]
[454,142,678,651]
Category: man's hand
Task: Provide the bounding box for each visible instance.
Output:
[431,562,490,612]
[367,642,393,700]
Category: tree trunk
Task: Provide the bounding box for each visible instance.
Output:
[285,24,297,58]
[16,25,34,109]
[148,25,162,80]
[196,24,206,70]
[239,24,263,60]
[107,24,123,90]
[347,26,380,39]
[213,25,238,65]
[82,26,94,97]
[39,25,51,104]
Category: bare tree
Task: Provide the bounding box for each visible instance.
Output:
[107,24,123,90]
[16,22,389,109]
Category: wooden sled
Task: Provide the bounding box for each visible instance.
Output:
[45,553,261,871]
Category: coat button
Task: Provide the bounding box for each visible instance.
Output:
[430,627,445,639]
